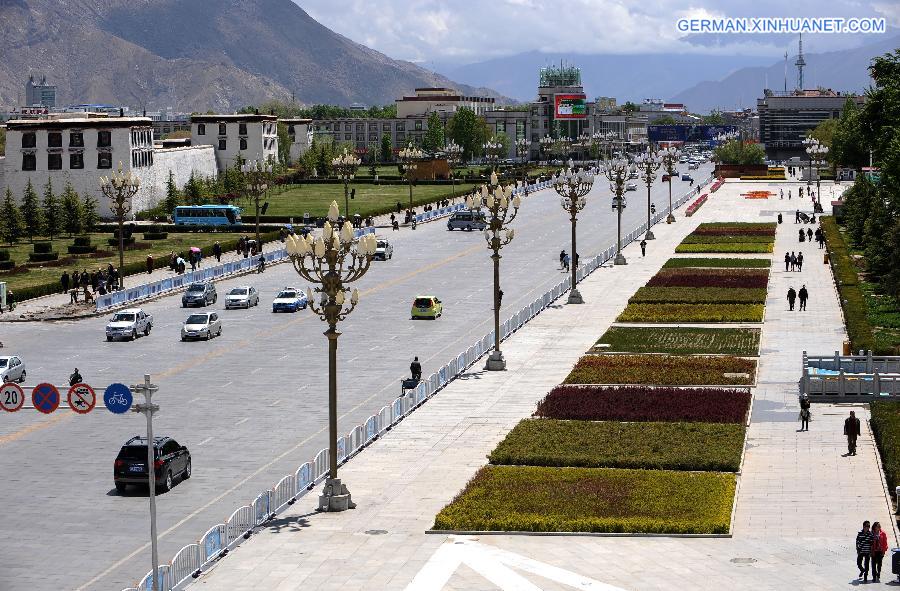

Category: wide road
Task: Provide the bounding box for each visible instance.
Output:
[0,164,713,590]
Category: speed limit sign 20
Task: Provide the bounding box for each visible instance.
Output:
[0,383,25,412]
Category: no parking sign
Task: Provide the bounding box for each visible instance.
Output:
[32,383,60,414]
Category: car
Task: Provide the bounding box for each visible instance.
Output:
[114,436,191,494]
[689,162,699,170]
[181,282,217,307]
[180,312,222,341]
[628,171,638,179]
[225,286,259,309]
[681,174,693,182]
[272,287,308,312]
[411,295,443,320]
[549,159,564,166]
[0,356,25,383]
[626,182,638,191]
[373,239,394,261]
[105,308,153,341]
[447,210,488,231]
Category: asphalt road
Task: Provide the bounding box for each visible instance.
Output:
[0,164,713,590]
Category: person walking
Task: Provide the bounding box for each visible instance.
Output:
[146,254,154,275]
[797,252,804,272]
[795,209,801,223]
[61,271,70,294]
[410,356,422,382]
[784,252,791,272]
[190,255,197,272]
[213,241,222,263]
[799,228,806,242]
[845,410,861,456]
[790,252,797,271]
[562,253,570,273]
[799,394,811,431]
[807,227,813,242]
[640,239,647,256]
[856,520,873,581]
[559,250,567,268]
[871,521,888,582]
[780,188,784,199]
[787,286,797,311]
[788,189,792,200]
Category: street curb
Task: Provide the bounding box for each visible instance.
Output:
[424,529,732,538]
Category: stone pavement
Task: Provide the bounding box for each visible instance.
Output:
[190,180,896,591]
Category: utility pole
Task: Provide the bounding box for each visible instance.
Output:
[131,374,160,591]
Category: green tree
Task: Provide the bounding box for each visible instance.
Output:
[447,107,489,162]
[61,183,83,236]
[702,111,725,125]
[493,132,511,159]
[380,134,393,162]
[713,139,765,165]
[163,170,180,213]
[42,179,62,240]
[841,174,878,245]
[0,188,24,245]
[20,179,43,241]
[276,122,291,165]
[81,193,99,233]
[653,115,678,125]
[621,101,639,113]
[183,172,204,205]
[422,112,445,153]
[832,98,868,169]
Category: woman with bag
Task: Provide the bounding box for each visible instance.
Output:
[871,521,888,582]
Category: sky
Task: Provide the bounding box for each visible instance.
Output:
[294,0,899,67]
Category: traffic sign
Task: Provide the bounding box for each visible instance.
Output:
[67,383,96,414]
[103,383,133,414]
[32,383,61,414]
[0,383,25,412]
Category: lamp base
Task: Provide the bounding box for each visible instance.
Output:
[318,478,356,512]
[568,289,584,304]
[614,253,627,266]
[485,350,506,371]
[666,213,675,224]
[645,229,655,240]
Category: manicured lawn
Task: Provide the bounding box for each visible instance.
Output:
[617,303,764,323]
[675,242,775,254]
[489,419,745,472]
[534,385,752,424]
[433,465,736,534]
[692,222,777,235]
[663,257,771,269]
[629,286,767,304]
[647,268,769,289]
[862,281,900,355]
[594,327,761,355]
[821,216,875,352]
[681,234,775,244]
[871,401,900,492]
[563,354,756,386]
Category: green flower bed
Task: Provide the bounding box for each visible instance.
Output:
[681,234,775,244]
[617,303,764,322]
[594,327,761,355]
[489,419,745,472]
[663,257,770,269]
[675,242,774,254]
[871,401,900,493]
[433,465,736,534]
[629,286,767,304]
[564,354,756,385]
[694,222,777,233]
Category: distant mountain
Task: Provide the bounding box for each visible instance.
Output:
[0,0,506,112]
[669,35,900,112]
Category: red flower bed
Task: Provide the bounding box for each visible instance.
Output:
[646,268,769,289]
[691,227,776,237]
[685,193,707,217]
[534,385,751,424]
[709,178,725,193]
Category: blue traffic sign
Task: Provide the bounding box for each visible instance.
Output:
[103,383,133,414]
[32,383,60,414]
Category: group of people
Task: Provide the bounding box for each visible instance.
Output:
[558,250,579,272]
[61,265,120,303]
[856,519,889,582]
[798,227,814,243]
[236,236,259,259]
[786,285,809,311]
[784,251,804,272]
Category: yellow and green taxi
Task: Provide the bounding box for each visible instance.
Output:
[411,295,443,320]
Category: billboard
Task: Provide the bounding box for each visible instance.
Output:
[647,125,738,144]
[554,94,587,119]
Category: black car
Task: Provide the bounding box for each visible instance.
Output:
[114,436,191,493]
[181,282,217,307]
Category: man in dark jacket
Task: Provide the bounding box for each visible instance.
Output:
[845,411,861,456]
[784,252,790,271]
[213,241,222,263]
[61,271,70,294]
[856,520,873,581]
[787,286,797,311]
[798,285,808,310]
[410,357,422,382]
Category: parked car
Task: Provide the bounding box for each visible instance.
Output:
[447,210,488,231]
[373,239,394,261]
[181,282,217,307]
[180,312,222,341]
[549,159,564,166]
[113,436,191,494]
[626,182,638,191]
[411,295,443,320]
[105,308,153,341]
[0,356,26,383]
[272,287,308,313]
[225,286,259,309]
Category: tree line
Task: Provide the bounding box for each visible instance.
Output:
[1,179,98,245]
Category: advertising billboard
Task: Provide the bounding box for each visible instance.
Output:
[647,125,738,144]
[554,94,587,119]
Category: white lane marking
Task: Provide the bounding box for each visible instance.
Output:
[278,353,289,360]
[221,381,233,388]
[347,356,358,363]
[369,345,380,351]
[97,366,111,373]
[187,396,202,404]
[234,417,249,426]
[250,367,263,374]
[297,385,309,392]
[198,436,213,446]
[268,400,281,407]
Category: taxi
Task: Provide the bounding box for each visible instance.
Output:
[411,295,443,320]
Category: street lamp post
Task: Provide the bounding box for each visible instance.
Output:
[805,138,828,206]
[100,162,140,289]
[399,144,423,213]
[332,148,361,219]
[286,202,378,511]
[635,149,662,240]
[539,135,554,166]
[445,141,462,199]
[660,147,681,223]
[466,172,521,371]
[130,374,160,591]
[241,158,273,248]
[553,160,594,304]
[482,138,503,171]
[605,157,633,265]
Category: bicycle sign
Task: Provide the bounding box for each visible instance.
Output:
[67,383,96,415]
[103,383,133,414]
[0,383,25,412]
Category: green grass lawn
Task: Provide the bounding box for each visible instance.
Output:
[862,281,900,354]
[564,354,757,386]
[629,286,767,304]
[616,303,765,323]
[593,327,761,355]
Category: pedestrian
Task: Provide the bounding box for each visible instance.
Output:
[778,212,783,224]
[799,394,811,431]
[146,254,153,275]
[871,521,888,582]
[807,227,813,242]
[80,270,89,289]
[195,250,202,268]
[5,289,14,311]
[559,250,566,268]
[69,288,78,304]
[190,255,197,272]
[90,270,98,293]
[410,356,422,381]
[392,220,399,231]
[780,188,784,199]
[787,286,797,311]
[498,289,503,308]
[396,201,403,214]
[788,189,792,200]
[797,253,804,272]
[789,252,797,271]
[213,241,222,263]
[69,367,82,386]
[856,520,873,581]
[795,209,800,223]
[844,410,861,456]
[71,269,80,289]
[640,239,647,256]
[390,213,396,225]
[799,228,805,242]
[562,253,570,272]
[784,252,791,272]
[61,271,70,294]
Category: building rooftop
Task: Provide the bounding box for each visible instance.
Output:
[190,113,278,122]
[6,116,153,130]
[279,118,313,124]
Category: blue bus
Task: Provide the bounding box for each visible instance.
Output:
[173,205,242,226]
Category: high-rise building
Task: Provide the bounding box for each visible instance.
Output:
[757,89,862,160]
[25,75,56,108]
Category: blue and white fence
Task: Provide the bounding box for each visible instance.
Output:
[414,203,465,224]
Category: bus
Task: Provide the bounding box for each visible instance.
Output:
[173,205,242,226]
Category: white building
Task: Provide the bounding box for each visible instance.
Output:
[190,114,278,171]
[395,87,495,118]
[280,118,313,164]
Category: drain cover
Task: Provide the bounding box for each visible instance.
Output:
[730,557,757,564]
[365,529,388,535]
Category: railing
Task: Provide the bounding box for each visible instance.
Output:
[414,203,465,224]
[801,349,900,399]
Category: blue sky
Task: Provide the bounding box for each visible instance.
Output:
[294,0,898,65]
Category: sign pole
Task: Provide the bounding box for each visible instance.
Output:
[131,374,160,591]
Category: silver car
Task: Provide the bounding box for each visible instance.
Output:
[225,286,259,309]
[180,312,222,341]
[626,182,638,191]
[374,239,393,261]
[0,356,25,383]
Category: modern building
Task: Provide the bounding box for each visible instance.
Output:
[395,87,495,118]
[280,118,313,164]
[529,64,589,154]
[25,75,56,108]
[190,113,279,171]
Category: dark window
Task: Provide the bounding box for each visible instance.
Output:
[98,152,112,169]
[218,139,227,150]
[240,138,248,150]
[218,123,226,135]
[70,132,84,147]
[383,123,391,131]
[97,130,111,148]
[47,153,62,170]
[344,133,351,141]
[70,153,84,169]
[238,123,247,135]
[198,123,206,135]
[22,153,36,170]
[287,125,295,135]
[415,121,422,130]
[162,440,179,455]
[47,132,62,148]
[22,132,36,148]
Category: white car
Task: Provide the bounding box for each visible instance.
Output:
[225,286,259,309]
[105,308,153,341]
[272,287,308,313]
[626,182,638,191]
[0,356,25,383]
[374,239,393,261]
[181,312,222,341]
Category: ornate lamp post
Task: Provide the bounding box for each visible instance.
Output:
[515,138,530,192]
[805,138,828,204]
[577,132,592,165]
[286,202,378,511]
[659,146,681,223]
[553,160,594,304]
[399,144,424,212]
[332,148,361,219]
[100,162,140,289]
[241,157,273,247]
[605,157,633,266]
[465,172,521,371]
[445,141,462,198]
[635,149,662,240]
[482,138,503,171]
[539,135,554,166]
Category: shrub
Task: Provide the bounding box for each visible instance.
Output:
[67,244,96,254]
[73,236,92,247]
[821,216,875,352]
[563,354,756,385]
[433,465,736,534]
[0,250,9,262]
[0,260,14,271]
[630,286,766,304]
[28,252,60,262]
[33,241,53,254]
[106,237,136,247]
[535,385,752,424]
[871,401,900,493]
[594,327,761,356]
[617,303,764,323]
[489,419,745,472]
[142,232,169,240]
[663,258,770,269]
[676,242,774,254]
[647,268,769,289]
[682,234,774,244]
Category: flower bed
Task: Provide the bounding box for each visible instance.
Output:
[676,242,774,254]
[692,223,776,236]
[682,234,774,244]
[710,178,725,193]
[433,465,736,534]
[594,326,761,356]
[535,385,752,423]
[563,354,756,385]
[647,268,769,289]
[630,286,767,304]
[617,303,764,323]
[489,419,745,472]
[685,193,708,217]
[663,258,770,269]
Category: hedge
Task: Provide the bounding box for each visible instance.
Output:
[534,385,752,424]
[488,419,745,472]
[647,268,769,289]
[33,241,53,254]
[27,252,60,263]
[563,354,756,385]
[594,327,760,356]
[142,232,169,241]
[663,258,770,269]
[870,401,900,493]
[67,245,96,254]
[73,236,92,247]
[433,465,736,534]
[617,303,765,323]
[675,242,774,254]
[821,216,875,352]
[694,222,776,233]
[107,237,136,247]
[0,250,9,261]
[0,261,14,271]
[629,286,766,304]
